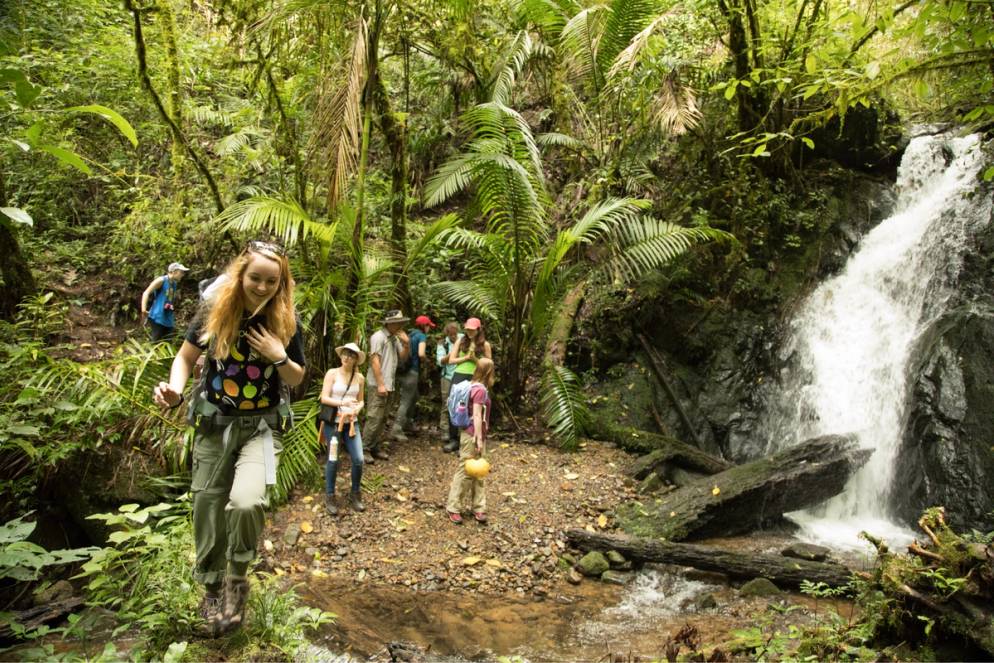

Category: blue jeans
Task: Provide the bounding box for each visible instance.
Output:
[323,423,363,494]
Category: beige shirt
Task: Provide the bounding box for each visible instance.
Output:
[366,328,401,391]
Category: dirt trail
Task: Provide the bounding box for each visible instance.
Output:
[261,430,637,598]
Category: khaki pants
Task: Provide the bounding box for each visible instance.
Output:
[439,377,452,429]
[446,430,487,514]
[364,387,398,453]
[191,417,282,586]
[392,370,420,435]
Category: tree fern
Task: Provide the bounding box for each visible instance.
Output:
[540,364,589,450]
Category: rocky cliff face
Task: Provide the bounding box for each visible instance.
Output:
[897,197,994,532]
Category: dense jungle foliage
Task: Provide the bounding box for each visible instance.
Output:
[0,0,992,659]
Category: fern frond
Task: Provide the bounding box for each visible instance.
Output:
[560,6,608,86]
[403,213,463,270]
[569,196,652,243]
[536,132,586,151]
[605,10,674,81]
[215,196,336,247]
[540,364,589,450]
[425,154,477,207]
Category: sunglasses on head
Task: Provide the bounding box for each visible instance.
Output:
[247,240,286,257]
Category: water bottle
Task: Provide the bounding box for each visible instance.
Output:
[328,434,339,462]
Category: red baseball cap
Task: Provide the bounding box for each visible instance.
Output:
[464,317,482,330]
[415,314,436,328]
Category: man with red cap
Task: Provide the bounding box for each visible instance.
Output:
[391,314,436,441]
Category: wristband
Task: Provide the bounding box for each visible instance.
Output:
[169,394,185,409]
[273,354,290,368]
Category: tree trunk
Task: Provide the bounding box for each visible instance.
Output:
[543,280,587,368]
[371,70,411,313]
[566,529,853,588]
[0,169,36,319]
[616,435,872,541]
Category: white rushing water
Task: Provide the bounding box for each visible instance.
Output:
[759,132,991,551]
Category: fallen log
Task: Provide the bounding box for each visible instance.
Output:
[0,596,84,640]
[616,434,872,541]
[566,529,853,588]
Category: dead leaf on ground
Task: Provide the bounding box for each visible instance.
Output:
[461,556,482,566]
[302,495,314,503]
[564,472,579,480]
[597,514,608,528]
[300,521,314,533]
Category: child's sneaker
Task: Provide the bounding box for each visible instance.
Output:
[447,511,463,525]
[473,511,488,524]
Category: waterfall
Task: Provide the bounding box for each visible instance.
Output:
[758,132,990,549]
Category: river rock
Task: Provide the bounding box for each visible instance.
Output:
[283,523,301,546]
[577,551,610,577]
[600,570,633,585]
[567,568,583,585]
[606,550,627,567]
[694,592,718,611]
[739,577,781,597]
[781,543,831,562]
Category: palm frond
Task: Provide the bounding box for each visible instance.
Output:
[215,127,265,157]
[425,154,477,207]
[560,6,608,86]
[611,219,731,282]
[306,16,367,210]
[540,364,589,450]
[214,196,336,247]
[569,196,652,243]
[270,395,322,505]
[597,0,661,75]
[403,213,463,270]
[536,132,587,151]
[433,280,503,321]
[653,74,702,136]
[605,10,674,81]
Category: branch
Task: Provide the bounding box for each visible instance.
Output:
[843,0,921,65]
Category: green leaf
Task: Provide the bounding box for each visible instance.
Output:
[0,207,33,227]
[805,54,817,74]
[37,144,91,175]
[15,79,41,107]
[117,503,140,513]
[0,68,28,84]
[25,122,43,144]
[724,81,737,100]
[865,61,880,79]
[982,166,994,182]
[801,137,815,149]
[752,143,769,156]
[8,424,40,436]
[66,105,138,147]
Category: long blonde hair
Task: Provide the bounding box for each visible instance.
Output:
[471,357,495,388]
[201,246,296,359]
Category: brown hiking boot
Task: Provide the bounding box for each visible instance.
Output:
[197,583,223,621]
[325,493,339,516]
[208,575,249,636]
[349,491,365,512]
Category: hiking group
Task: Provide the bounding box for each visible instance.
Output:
[150,241,495,635]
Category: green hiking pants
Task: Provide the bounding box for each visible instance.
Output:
[190,414,283,586]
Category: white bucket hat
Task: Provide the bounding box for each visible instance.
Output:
[335,342,366,365]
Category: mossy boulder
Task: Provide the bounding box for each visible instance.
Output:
[739,577,781,597]
[576,551,610,577]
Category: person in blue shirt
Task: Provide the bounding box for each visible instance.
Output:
[391,314,435,441]
[141,262,190,342]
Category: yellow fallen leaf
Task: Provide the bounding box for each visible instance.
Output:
[565,472,579,480]
[585,525,596,532]
[300,521,313,533]
[398,465,411,473]
[302,496,314,503]
[396,493,408,502]
[670,511,677,517]
[310,569,327,578]
[485,559,502,568]
[502,491,517,497]
[274,567,285,576]
[461,556,482,566]
[712,485,721,496]
[500,443,509,448]
[379,557,403,564]
[597,514,608,528]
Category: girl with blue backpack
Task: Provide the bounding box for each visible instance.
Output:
[141,262,190,341]
[445,357,494,525]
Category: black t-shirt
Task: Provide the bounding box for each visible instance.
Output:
[186,313,306,414]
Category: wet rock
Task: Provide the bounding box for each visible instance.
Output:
[283,523,301,547]
[567,568,583,585]
[600,570,633,585]
[682,568,730,585]
[781,543,831,562]
[336,546,349,557]
[577,551,610,577]
[739,577,781,597]
[605,550,627,567]
[694,592,718,611]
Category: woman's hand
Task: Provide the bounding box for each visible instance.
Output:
[474,436,483,455]
[246,324,286,363]
[154,381,182,408]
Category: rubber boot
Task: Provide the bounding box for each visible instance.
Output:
[349,491,365,512]
[325,493,339,516]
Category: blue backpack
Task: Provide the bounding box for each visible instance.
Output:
[447,381,475,428]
